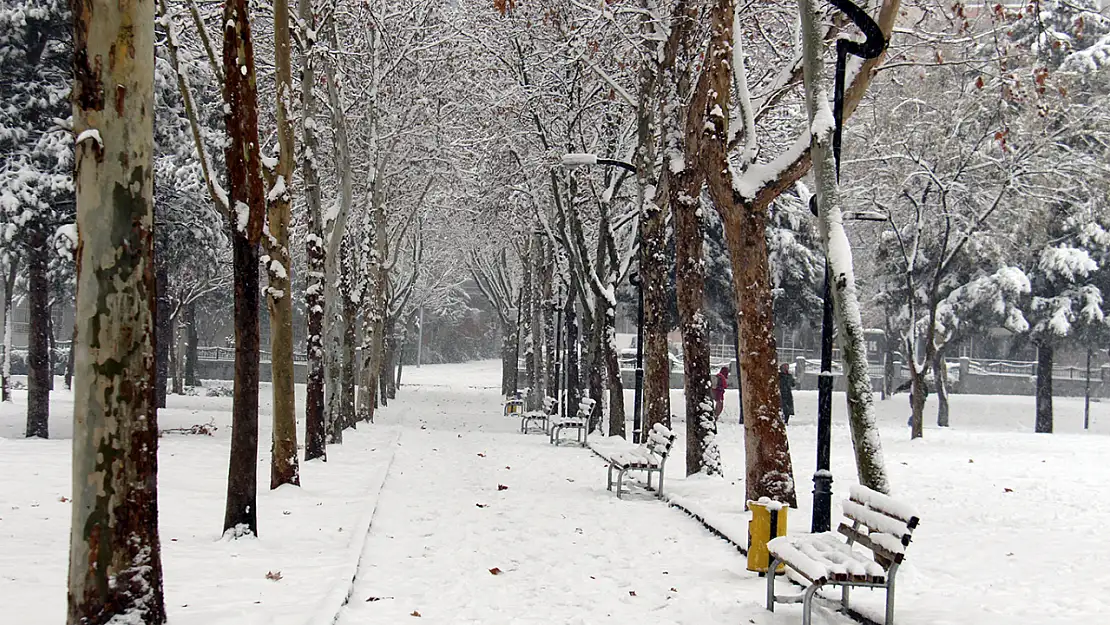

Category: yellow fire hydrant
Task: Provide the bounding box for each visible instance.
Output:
[747,498,788,573]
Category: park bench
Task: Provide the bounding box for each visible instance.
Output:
[549,397,594,446]
[765,484,920,625]
[603,423,676,499]
[520,396,555,434]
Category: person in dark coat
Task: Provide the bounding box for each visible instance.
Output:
[778,363,795,424]
[713,366,729,419]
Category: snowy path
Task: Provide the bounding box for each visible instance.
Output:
[334,365,848,625]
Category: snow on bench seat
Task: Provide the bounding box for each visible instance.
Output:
[768,533,886,583]
[603,423,676,499]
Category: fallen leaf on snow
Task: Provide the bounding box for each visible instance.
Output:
[505,466,511,470]
[477,453,486,458]
[670,587,678,592]
[628,590,637,597]
[489,567,502,575]
[58,496,70,503]
[365,596,393,602]
[411,611,422,617]
[497,484,509,491]
[282,510,291,515]
[265,571,282,581]
[476,503,489,508]
[968,459,974,463]
[1004,488,1013,493]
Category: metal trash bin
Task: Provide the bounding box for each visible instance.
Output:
[747,497,787,573]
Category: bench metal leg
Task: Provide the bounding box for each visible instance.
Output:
[885,571,897,624]
[616,468,626,499]
[607,463,613,491]
[647,470,652,490]
[842,584,850,611]
[802,583,820,625]
[657,467,665,496]
[766,557,781,611]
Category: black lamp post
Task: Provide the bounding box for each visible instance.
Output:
[630,271,644,443]
[809,198,886,533]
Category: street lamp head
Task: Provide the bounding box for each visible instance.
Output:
[843,210,887,222]
[561,153,598,168]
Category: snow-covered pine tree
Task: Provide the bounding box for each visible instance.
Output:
[0,0,73,438]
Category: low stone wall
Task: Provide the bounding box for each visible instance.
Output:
[195,360,309,384]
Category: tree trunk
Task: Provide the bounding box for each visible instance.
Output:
[718,207,795,504]
[500,326,517,397]
[184,300,198,386]
[584,312,605,432]
[155,260,169,408]
[543,249,557,396]
[933,349,949,427]
[908,354,926,439]
[68,1,167,619]
[521,239,535,403]
[529,232,545,410]
[602,316,626,438]
[674,193,718,475]
[64,319,77,390]
[634,0,671,438]
[25,232,49,439]
[266,0,300,489]
[1035,341,1053,433]
[47,311,56,391]
[170,315,183,395]
[565,291,580,416]
[322,14,353,446]
[222,0,266,536]
[300,0,325,462]
[795,0,888,492]
[0,258,12,402]
[732,320,744,423]
[341,291,357,428]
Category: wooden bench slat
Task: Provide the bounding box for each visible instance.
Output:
[848,484,920,528]
[841,500,912,544]
[837,524,903,565]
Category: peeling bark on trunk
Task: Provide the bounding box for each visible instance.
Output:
[266,0,300,489]
[909,361,926,439]
[68,0,167,620]
[300,0,325,460]
[26,232,49,439]
[1035,341,1053,433]
[222,0,266,536]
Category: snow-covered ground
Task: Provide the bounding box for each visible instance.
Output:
[2,363,1108,624]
